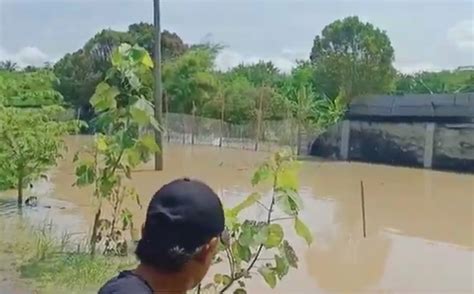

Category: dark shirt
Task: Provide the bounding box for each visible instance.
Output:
[98,271,153,294]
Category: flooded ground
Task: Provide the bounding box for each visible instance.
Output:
[2,135,473,293]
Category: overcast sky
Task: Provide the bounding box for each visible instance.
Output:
[0,0,473,73]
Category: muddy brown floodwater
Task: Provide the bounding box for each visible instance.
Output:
[47,136,474,293]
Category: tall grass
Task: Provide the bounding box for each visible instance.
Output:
[0,217,137,294]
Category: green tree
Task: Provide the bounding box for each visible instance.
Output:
[310,16,396,100]
[289,86,318,155]
[231,61,281,87]
[163,48,217,143]
[53,50,102,118]
[203,74,256,125]
[74,44,161,255]
[163,48,217,113]
[0,70,64,107]
[0,106,74,206]
[54,24,188,118]
[229,62,286,149]
[128,23,188,59]
[394,70,474,94]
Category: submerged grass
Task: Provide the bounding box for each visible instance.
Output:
[0,216,137,294]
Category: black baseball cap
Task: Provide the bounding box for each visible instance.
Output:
[141,178,225,252]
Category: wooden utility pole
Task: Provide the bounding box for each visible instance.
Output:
[153,0,163,170]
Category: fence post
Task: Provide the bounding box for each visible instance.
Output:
[340,120,351,160]
[423,123,436,168]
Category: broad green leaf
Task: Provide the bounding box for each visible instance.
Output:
[130,46,152,67]
[141,53,154,68]
[95,135,107,151]
[90,82,119,112]
[126,71,141,90]
[111,50,122,67]
[276,162,299,190]
[238,226,254,247]
[294,217,313,245]
[74,162,95,187]
[125,148,141,167]
[222,275,232,286]
[238,220,266,248]
[233,289,246,294]
[232,241,251,262]
[231,192,262,215]
[251,163,271,186]
[139,134,160,153]
[130,98,154,126]
[224,209,238,228]
[264,224,283,249]
[258,266,277,288]
[118,43,132,55]
[99,174,118,198]
[280,241,298,268]
[91,112,115,131]
[276,189,303,216]
[130,108,150,126]
[274,254,289,279]
[117,128,137,149]
[213,274,223,284]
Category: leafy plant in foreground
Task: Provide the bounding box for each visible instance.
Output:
[199,149,313,293]
[74,43,160,256]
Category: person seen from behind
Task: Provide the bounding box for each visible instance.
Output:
[99,178,226,294]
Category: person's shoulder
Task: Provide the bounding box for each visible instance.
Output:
[98,271,153,294]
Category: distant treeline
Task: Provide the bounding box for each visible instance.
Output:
[1,17,472,125]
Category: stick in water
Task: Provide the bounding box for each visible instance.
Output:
[360,180,367,238]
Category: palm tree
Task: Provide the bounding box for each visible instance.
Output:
[290,86,318,155]
[0,60,18,71]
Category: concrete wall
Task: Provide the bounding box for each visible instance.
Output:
[310,120,474,173]
[349,121,427,167]
[433,124,474,172]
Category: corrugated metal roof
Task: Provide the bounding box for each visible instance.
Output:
[348,93,474,118]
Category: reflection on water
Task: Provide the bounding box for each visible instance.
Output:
[5,135,472,293]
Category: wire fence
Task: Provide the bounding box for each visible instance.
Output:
[153,113,321,154]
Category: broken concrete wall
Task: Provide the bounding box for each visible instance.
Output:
[310,123,341,159]
[433,124,474,172]
[310,120,474,173]
[348,121,426,167]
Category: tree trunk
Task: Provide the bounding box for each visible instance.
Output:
[164,93,170,143]
[296,123,302,156]
[192,111,196,145]
[17,172,23,208]
[90,207,101,257]
[182,115,186,144]
[255,90,263,152]
[219,94,225,148]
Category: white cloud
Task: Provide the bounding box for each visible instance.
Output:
[215,49,300,73]
[448,20,474,51]
[0,46,49,67]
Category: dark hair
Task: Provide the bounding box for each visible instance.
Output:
[135,239,202,273]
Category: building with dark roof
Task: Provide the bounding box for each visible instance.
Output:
[348,93,474,121]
